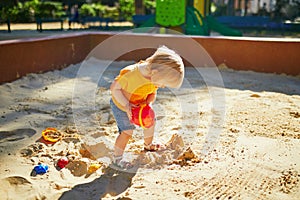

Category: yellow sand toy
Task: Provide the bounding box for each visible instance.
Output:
[42,127,62,142]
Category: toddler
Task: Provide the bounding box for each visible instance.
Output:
[110,45,184,169]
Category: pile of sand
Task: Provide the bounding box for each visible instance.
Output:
[0,58,299,199]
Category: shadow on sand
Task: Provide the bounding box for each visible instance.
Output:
[59,164,138,200]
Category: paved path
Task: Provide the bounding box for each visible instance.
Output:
[0,21,133,41]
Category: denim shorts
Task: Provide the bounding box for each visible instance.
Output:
[110,99,136,133]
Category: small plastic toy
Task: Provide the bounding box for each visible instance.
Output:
[34,164,49,174]
[57,157,69,169]
[88,163,101,173]
[131,104,155,129]
[42,127,62,143]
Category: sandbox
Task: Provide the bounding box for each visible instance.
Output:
[0,33,299,199]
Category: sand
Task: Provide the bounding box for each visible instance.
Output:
[0,57,299,200]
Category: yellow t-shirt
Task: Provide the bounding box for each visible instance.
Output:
[112,64,158,111]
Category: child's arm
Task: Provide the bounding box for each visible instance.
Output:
[110,80,132,118]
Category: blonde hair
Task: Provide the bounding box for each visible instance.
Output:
[146,46,184,88]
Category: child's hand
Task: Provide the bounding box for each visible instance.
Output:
[146,92,156,104]
[125,103,139,120]
[124,103,132,120]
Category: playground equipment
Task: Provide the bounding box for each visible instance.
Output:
[186,6,243,36]
[135,0,242,36]
[155,0,186,27]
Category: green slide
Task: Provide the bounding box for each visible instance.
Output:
[185,6,210,36]
[206,15,242,36]
[186,6,242,36]
[132,15,156,33]
[140,16,156,28]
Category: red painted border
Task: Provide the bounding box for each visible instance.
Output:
[0,32,299,83]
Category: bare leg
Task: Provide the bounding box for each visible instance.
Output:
[114,130,133,157]
[143,121,155,146]
[143,122,165,151]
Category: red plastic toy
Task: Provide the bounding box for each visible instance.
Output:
[131,104,155,129]
[57,157,69,169]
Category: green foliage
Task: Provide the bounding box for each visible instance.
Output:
[0,0,160,23]
[1,1,35,22]
[103,6,119,20]
[79,2,124,20]
[79,3,106,17]
[12,3,32,22]
[119,0,134,20]
[145,0,156,11]
[0,0,65,23]
[80,4,97,17]
[94,3,106,16]
[35,1,65,19]
[1,7,11,21]
[79,0,156,20]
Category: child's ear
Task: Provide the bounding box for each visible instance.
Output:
[145,64,152,72]
[146,64,158,76]
[151,69,158,76]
